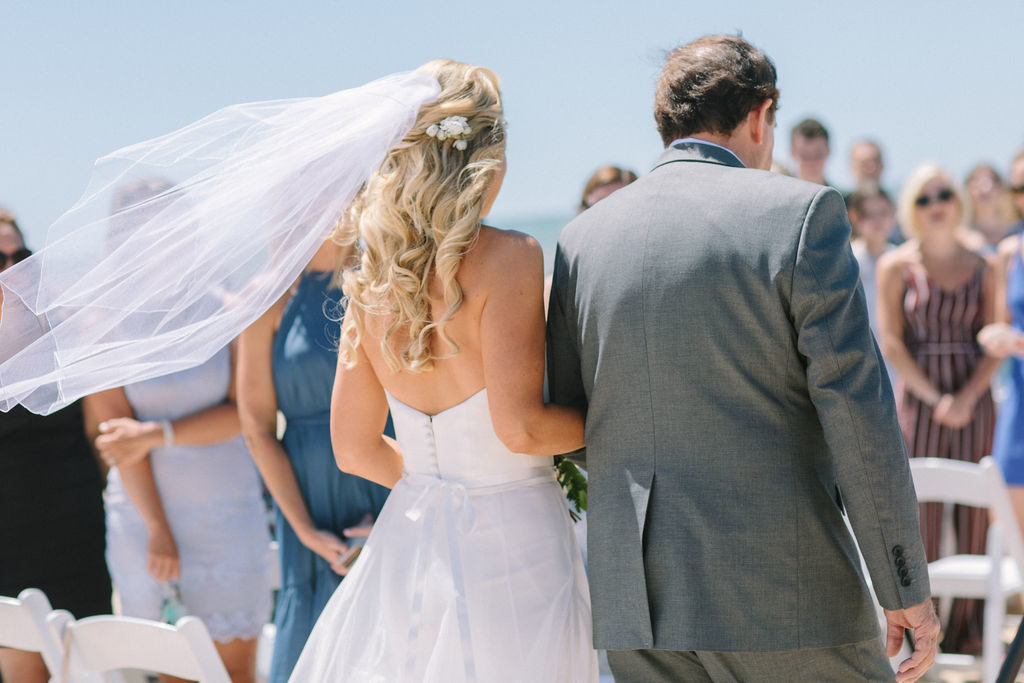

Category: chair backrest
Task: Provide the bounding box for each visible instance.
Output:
[911,457,994,507]
[910,457,1024,573]
[56,614,230,683]
[0,588,64,675]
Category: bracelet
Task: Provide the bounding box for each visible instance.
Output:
[160,420,175,447]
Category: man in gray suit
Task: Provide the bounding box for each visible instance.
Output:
[547,35,940,682]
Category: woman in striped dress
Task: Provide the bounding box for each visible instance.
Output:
[877,163,1001,654]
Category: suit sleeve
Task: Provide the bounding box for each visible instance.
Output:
[546,243,587,464]
[790,186,931,609]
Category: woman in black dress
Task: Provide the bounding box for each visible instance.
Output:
[0,213,112,683]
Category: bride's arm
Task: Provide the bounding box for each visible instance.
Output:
[331,328,404,488]
[482,233,585,456]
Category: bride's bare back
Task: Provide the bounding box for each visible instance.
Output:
[360,225,537,414]
[331,226,584,488]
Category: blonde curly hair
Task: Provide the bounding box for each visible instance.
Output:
[337,60,505,372]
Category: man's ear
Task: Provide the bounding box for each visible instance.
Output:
[748,99,773,146]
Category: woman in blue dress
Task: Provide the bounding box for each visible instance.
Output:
[980,232,1024,531]
[238,237,391,683]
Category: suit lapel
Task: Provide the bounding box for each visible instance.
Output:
[651,141,745,172]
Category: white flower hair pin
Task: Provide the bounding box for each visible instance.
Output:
[426,115,472,151]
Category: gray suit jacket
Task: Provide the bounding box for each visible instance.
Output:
[547,142,930,652]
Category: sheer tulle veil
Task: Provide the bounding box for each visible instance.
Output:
[0,71,440,414]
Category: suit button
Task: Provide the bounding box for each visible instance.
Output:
[893,545,904,557]
[899,567,909,578]
[896,557,907,568]
[901,577,912,587]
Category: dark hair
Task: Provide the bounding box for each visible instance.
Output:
[654,35,779,146]
[791,118,829,145]
[846,188,893,218]
[580,165,638,210]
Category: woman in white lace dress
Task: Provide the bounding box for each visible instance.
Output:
[86,342,272,683]
[83,177,271,683]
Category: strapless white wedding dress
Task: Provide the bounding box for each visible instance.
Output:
[289,388,598,682]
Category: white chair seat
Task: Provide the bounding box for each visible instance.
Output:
[928,554,1023,598]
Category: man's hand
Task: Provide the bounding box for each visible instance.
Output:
[884,599,940,682]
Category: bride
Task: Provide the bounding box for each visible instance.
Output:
[0,57,597,682]
[288,59,598,682]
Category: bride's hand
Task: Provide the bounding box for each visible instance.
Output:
[300,528,349,575]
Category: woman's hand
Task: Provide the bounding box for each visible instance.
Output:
[978,322,1024,358]
[147,524,181,583]
[932,393,974,429]
[96,417,162,468]
[299,527,350,576]
[335,514,375,576]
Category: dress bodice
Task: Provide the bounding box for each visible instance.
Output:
[273,271,342,423]
[113,344,259,507]
[902,263,986,359]
[385,389,553,488]
[124,346,231,422]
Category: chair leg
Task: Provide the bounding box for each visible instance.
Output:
[982,595,1003,683]
[983,523,1006,683]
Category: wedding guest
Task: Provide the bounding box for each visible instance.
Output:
[849,139,885,193]
[0,214,111,683]
[578,165,637,213]
[85,181,271,683]
[979,230,1024,546]
[1007,149,1024,236]
[877,164,1001,654]
[790,117,831,185]
[544,165,637,317]
[848,188,897,385]
[237,234,391,683]
[965,163,1016,248]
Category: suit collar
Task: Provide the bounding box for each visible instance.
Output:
[652,140,746,172]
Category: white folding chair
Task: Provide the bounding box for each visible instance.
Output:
[49,611,230,683]
[0,588,65,679]
[910,456,1024,683]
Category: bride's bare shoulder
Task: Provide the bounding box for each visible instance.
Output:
[464,225,543,281]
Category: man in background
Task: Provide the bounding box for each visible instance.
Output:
[790,117,831,185]
[850,139,885,193]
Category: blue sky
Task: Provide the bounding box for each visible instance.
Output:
[3,0,1022,247]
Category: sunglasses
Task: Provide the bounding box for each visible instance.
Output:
[0,248,32,268]
[914,189,954,208]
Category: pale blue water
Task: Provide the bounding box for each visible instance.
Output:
[492,213,573,275]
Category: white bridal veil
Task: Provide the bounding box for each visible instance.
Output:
[0,71,440,414]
